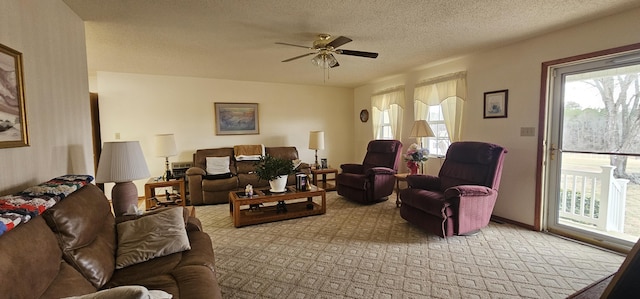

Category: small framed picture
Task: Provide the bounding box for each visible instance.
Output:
[320,158,328,169]
[483,89,508,119]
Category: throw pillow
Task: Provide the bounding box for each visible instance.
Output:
[62,285,172,299]
[206,156,230,175]
[115,207,190,269]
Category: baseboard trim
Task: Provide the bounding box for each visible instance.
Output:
[490,215,536,231]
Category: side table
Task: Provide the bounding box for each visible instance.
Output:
[144,178,186,210]
[394,173,410,207]
[311,168,338,191]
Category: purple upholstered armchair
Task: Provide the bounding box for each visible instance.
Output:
[336,140,403,204]
[399,141,507,237]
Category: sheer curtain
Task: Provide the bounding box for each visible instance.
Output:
[371,86,405,139]
[413,72,467,142]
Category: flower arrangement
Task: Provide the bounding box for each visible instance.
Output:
[404,143,429,174]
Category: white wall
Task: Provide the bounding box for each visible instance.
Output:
[96,72,353,196]
[0,0,93,194]
[354,7,640,226]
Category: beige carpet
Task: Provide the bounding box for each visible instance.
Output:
[195,192,624,299]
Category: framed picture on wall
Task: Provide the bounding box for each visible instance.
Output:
[483,89,508,119]
[0,43,29,148]
[214,102,259,135]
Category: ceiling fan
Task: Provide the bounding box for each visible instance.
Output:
[276,34,378,69]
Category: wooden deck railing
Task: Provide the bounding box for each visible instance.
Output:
[559,165,629,233]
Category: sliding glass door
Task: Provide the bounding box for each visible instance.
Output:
[545,52,640,251]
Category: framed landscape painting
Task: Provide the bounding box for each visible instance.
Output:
[214,102,259,135]
[0,43,29,148]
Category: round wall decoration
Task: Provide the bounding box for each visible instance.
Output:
[359,109,369,122]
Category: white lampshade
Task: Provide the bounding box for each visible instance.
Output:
[309,131,325,150]
[96,141,150,183]
[154,134,177,157]
[409,120,435,138]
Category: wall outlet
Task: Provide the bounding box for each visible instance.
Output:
[520,127,535,136]
[115,132,121,140]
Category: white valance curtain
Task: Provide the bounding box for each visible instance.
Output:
[413,72,467,142]
[371,86,405,139]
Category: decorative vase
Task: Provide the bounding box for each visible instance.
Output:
[408,161,419,175]
[269,175,288,192]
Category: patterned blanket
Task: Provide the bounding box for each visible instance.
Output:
[0,175,94,235]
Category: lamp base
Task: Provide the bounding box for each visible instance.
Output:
[111,181,138,216]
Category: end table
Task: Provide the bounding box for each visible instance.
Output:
[394,173,410,207]
[310,168,338,191]
[144,177,186,210]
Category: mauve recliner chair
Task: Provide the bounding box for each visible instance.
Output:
[337,140,403,204]
[399,141,507,237]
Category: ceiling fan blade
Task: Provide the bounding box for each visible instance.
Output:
[282,52,315,62]
[275,42,313,49]
[336,49,379,58]
[326,36,352,49]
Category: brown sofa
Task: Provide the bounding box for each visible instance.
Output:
[0,183,222,299]
[187,146,310,205]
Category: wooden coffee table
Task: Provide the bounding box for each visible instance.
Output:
[229,185,326,228]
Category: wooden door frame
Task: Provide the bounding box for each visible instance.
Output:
[535,42,640,231]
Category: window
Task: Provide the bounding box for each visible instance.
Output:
[413,72,467,155]
[425,105,450,156]
[371,86,405,140]
[377,110,393,139]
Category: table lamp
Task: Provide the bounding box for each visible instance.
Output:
[308,131,325,169]
[409,120,435,148]
[96,141,150,216]
[155,133,177,181]
[409,120,435,174]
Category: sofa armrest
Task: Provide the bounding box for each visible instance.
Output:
[186,216,203,232]
[341,163,363,174]
[186,167,206,176]
[186,167,206,205]
[406,174,441,191]
[444,185,494,198]
[366,167,395,176]
[445,185,498,235]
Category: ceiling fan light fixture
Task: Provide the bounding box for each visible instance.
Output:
[311,53,338,69]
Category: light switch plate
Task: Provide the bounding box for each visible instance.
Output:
[520,127,535,136]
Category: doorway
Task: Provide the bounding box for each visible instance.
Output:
[542,47,640,252]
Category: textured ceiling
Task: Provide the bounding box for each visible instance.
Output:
[63,0,640,88]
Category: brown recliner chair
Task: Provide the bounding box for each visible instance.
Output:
[336,140,403,204]
[399,141,507,237]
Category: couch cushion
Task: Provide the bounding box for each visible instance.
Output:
[400,189,453,217]
[116,207,191,269]
[41,262,98,298]
[106,230,220,298]
[265,146,299,160]
[336,173,368,190]
[0,217,64,298]
[203,172,233,180]
[43,184,117,288]
[202,176,238,192]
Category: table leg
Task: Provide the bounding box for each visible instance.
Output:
[396,179,401,208]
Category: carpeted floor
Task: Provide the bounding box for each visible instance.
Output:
[195,192,624,298]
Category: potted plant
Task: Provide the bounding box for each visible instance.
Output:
[254,155,296,192]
